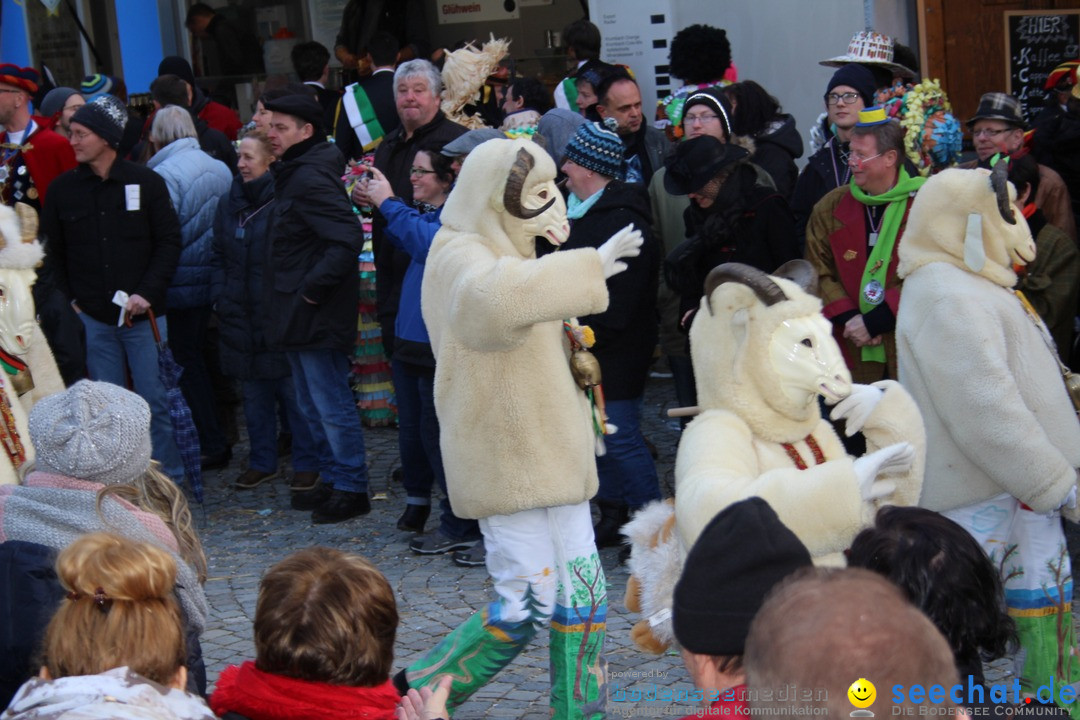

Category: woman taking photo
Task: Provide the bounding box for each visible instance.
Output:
[358,147,481,559]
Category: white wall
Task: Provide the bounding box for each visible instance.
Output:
[588,0,915,164]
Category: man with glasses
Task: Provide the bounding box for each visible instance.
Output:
[806,107,925,384]
[961,91,1075,243]
[0,65,84,386]
[791,65,877,252]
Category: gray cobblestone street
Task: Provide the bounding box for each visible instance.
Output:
[196,372,694,718]
[194,372,1059,716]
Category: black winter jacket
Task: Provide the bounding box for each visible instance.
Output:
[42,160,182,325]
[673,163,799,317]
[265,139,362,352]
[750,114,803,200]
[790,137,848,252]
[371,111,466,354]
[211,172,290,379]
[562,181,660,401]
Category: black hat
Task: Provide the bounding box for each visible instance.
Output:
[826,64,877,108]
[264,94,324,132]
[672,497,812,656]
[157,56,197,88]
[966,92,1027,130]
[70,95,128,149]
[681,88,733,138]
[663,135,748,195]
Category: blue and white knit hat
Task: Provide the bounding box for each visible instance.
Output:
[564,119,625,181]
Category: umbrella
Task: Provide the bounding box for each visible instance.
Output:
[144,310,204,504]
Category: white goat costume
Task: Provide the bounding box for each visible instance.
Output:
[410,139,614,720]
[625,265,925,653]
[0,203,64,485]
[897,167,1080,706]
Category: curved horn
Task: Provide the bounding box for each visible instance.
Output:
[772,259,820,298]
[503,147,556,220]
[702,262,788,315]
[14,202,37,244]
[990,159,1017,225]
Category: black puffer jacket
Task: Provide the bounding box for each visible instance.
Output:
[751,113,803,199]
[265,138,362,352]
[561,181,660,401]
[211,172,290,380]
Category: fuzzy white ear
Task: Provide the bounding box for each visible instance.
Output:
[963,213,986,273]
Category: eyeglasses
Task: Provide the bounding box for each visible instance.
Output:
[69,129,94,141]
[848,152,883,170]
[972,127,1013,139]
[684,113,720,125]
[409,167,436,177]
[825,92,862,106]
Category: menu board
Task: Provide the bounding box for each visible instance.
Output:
[1006,10,1080,124]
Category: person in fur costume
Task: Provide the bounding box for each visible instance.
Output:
[896,162,1080,715]
[397,138,642,720]
[0,202,66,485]
[624,260,925,654]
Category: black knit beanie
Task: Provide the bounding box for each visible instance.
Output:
[825,64,878,108]
[69,95,128,149]
[672,497,812,656]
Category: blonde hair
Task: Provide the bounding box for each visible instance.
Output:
[97,462,208,583]
[42,532,186,685]
[240,128,274,160]
[254,547,398,686]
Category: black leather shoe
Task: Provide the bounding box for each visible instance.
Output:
[200,447,232,470]
[593,500,629,548]
[312,489,371,524]
[397,504,431,532]
[291,483,332,511]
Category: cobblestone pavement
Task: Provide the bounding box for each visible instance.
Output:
[197,373,691,719]
[195,372,1069,716]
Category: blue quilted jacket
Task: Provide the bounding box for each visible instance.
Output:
[148,137,232,309]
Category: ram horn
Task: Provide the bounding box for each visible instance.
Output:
[15,202,38,244]
[990,159,1017,225]
[703,262,788,315]
[503,147,556,220]
[772,259,820,298]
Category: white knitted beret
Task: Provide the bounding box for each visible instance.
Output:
[29,380,153,485]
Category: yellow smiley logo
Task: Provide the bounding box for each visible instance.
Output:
[848,678,876,709]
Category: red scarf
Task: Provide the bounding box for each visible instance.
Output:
[209,661,400,720]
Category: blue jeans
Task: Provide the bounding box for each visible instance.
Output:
[168,306,226,457]
[242,377,319,474]
[392,359,479,540]
[595,396,661,509]
[79,312,185,481]
[287,349,369,494]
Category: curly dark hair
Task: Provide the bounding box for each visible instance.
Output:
[847,505,1017,670]
[669,24,731,84]
[507,77,553,114]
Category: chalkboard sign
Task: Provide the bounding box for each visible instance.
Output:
[1006,11,1080,125]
